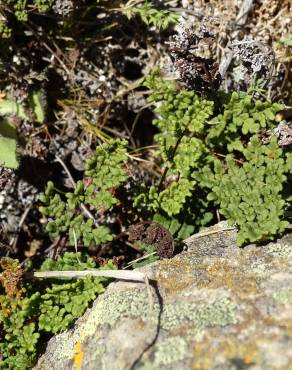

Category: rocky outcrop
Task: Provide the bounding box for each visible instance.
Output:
[35,222,292,370]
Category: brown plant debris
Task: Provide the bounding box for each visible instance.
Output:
[128,222,175,259]
[0,257,25,299]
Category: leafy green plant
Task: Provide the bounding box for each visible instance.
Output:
[38,253,115,333]
[0,92,47,169]
[0,253,114,369]
[206,91,283,152]
[40,69,291,249]
[0,99,25,169]
[39,139,128,246]
[141,70,290,245]
[133,69,213,218]
[3,65,292,370]
[200,136,291,245]
[0,127,19,169]
[123,1,179,30]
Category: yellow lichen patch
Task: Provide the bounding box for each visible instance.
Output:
[72,341,84,370]
[202,258,259,297]
[157,257,197,294]
[287,322,292,338]
[192,335,259,370]
[263,316,292,338]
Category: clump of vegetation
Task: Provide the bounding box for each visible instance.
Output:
[39,138,129,247]
[201,136,291,245]
[0,253,115,368]
[0,1,291,368]
[39,70,291,247]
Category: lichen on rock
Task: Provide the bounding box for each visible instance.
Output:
[35,223,292,370]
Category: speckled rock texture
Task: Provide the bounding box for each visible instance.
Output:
[35,222,292,370]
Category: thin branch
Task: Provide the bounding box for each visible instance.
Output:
[0,268,156,309]
[185,226,237,243]
[9,203,33,252]
[157,133,184,192]
[28,269,154,281]
[55,155,76,187]
[55,155,98,226]
[27,269,156,306]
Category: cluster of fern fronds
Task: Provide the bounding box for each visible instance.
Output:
[2,69,292,369]
[40,69,291,250]
[0,253,115,368]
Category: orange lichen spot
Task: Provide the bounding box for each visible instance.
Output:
[203,258,259,297]
[192,335,259,369]
[276,320,292,338]
[73,341,84,370]
[157,257,195,294]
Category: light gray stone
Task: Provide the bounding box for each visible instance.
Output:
[35,222,292,370]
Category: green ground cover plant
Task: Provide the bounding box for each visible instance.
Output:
[0,2,291,368]
[40,69,292,248]
[0,253,115,369]
[1,67,291,369]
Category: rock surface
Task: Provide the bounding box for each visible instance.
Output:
[35,222,292,370]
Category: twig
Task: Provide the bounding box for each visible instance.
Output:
[157,133,184,192]
[55,155,77,187]
[185,226,237,242]
[130,102,154,137]
[235,0,254,26]
[55,155,98,226]
[219,0,254,78]
[28,269,153,281]
[9,203,33,252]
[72,228,81,264]
[26,269,156,309]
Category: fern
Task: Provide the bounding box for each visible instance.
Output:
[39,252,115,333]
[200,136,290,245]
[0,257,41,369]
[0,253,114,369]
[40,71,292,249]
[206,91,283,152]
[39,139,128,247]
[132,70,214,218]
[124,1,179,30]
[144,71,213,174]
[140,70,291,245]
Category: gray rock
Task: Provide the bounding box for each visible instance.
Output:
[35,222,292,370]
